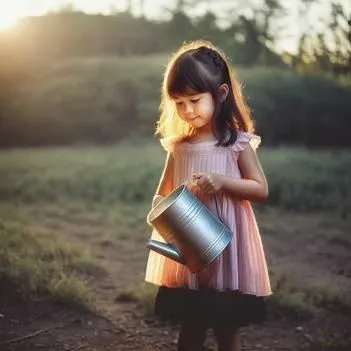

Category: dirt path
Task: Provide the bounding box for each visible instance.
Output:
[1,209,351,351]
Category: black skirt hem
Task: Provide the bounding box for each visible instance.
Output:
[154,286,267,328]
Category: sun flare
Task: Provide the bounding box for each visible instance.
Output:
[0,4,22,30]
[0,17,19,30]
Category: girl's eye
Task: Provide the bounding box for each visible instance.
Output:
[191,99,199,103]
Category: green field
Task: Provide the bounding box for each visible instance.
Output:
[1,142,351,349]
[1,142,350,214]
[0,142,350,310]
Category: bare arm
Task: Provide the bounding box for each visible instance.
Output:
[154,152,174,199]
[220,145,268,202]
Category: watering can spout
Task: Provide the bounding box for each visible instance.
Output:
[147,240,186,265]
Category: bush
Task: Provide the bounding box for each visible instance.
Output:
[0,55,350,147]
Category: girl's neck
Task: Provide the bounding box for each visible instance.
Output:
[187,130,217,143]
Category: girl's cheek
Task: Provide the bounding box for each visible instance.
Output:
[176,105,184,116]
[200,100,214,117]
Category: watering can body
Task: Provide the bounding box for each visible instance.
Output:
[147,184,233,273]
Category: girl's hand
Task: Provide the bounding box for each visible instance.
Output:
[192,172,223,195]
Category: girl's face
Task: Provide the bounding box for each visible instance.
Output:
[173,92,215,132]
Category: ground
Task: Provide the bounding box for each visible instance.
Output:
[1,208,351,351]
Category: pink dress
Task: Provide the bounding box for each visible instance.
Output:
[145,130,272,297]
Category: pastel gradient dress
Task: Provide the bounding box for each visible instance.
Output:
[145,130,272,298]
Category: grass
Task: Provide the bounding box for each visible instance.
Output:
[115,282,157,316]
[259,147,351,217]
[267,270,351,321]
[0,142,161,205]
[0,142,350,317]
[308,335,351,351]
[1,143,351,216]
[0,219,100,307]
[267,271,317,320]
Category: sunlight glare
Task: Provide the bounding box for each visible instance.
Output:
[0,3,22,30]
[0,13,20,30]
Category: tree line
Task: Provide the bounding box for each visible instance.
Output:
[2,0,350,74]
[0,0,350,148]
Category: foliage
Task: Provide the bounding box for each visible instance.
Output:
[0,2,349,147]
[0,56,349,147]
[0,0,348,74]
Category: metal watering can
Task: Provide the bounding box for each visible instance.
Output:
[146,181,233,273]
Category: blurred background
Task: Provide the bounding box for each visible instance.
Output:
[0,1,351,350]
[1,0,350,147]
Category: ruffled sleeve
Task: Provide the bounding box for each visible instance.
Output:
[231,130,261,152]
[159,136,181,153]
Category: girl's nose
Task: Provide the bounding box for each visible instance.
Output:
[185,103,194,114]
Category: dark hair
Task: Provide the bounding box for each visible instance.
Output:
[166,44,254,147]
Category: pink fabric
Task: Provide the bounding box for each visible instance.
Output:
[145,130,272,296]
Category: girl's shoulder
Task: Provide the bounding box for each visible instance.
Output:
[159,130,261,153]
[233,129,261,151]
[159,136,184,153]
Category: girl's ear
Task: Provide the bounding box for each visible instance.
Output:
[219,83,229,103]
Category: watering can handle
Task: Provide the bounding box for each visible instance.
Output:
[183,179,224,223]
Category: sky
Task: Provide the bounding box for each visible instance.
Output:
[0,0,349,54]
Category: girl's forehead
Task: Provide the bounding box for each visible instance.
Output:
[172,91,206,100]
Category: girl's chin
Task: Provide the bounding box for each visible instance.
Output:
[190,118,205,127]
[193,121,212,131]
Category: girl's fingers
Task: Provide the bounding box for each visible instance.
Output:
[192,172,206,181]
[202,179,213,191]
[204,183,214,194]
[196,176,206,187]
[206,174,215,187]
[193,174,216,194]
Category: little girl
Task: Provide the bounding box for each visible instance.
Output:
[145,40,272,351]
